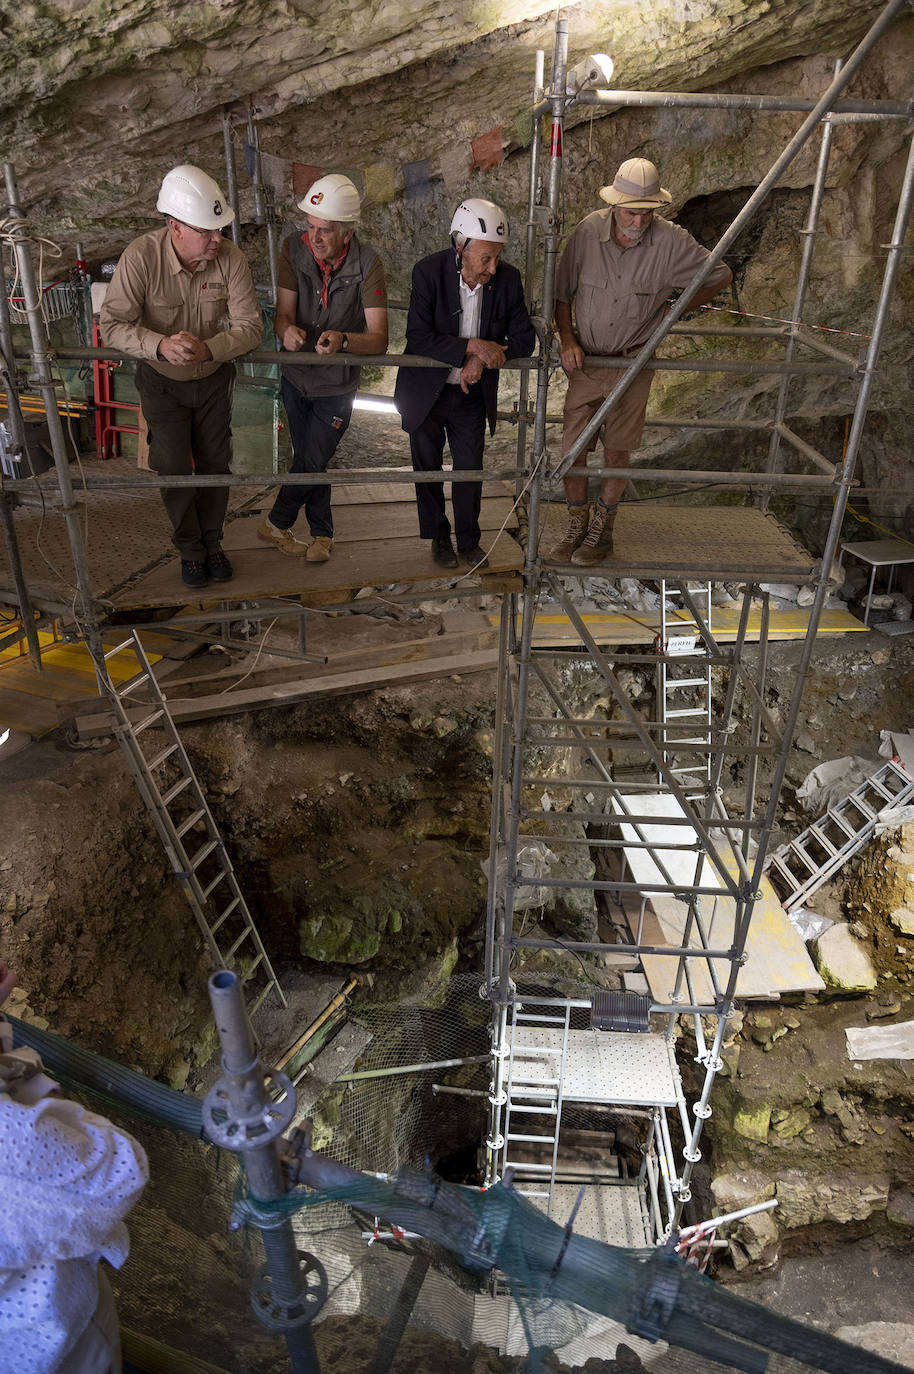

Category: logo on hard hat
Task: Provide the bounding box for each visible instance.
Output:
[310,191,324,205]
[213,199,223,216]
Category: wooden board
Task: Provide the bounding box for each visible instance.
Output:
[221,497,518,551]
[616,793,824,1000]
[111,526,524,609]
[74,648,499,732]
[489,603,867,648]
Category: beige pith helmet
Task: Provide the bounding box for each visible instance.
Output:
[599,157,672,209]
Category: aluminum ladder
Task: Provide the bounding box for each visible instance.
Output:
[500,1002,570,1216]
[95,632,286,1012]
[767,757,914,911]
[658,580,712,794]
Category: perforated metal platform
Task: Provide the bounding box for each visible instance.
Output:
[511,1029,681,1106]
[535,1181,651,1246]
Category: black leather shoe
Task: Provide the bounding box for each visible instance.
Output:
[458,545,489,569]
[181,559,209,588]
[432,537,458,569]
[206,548,234,582]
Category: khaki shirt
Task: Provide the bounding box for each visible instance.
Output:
[99,227,263,381]
[555,208,731,356]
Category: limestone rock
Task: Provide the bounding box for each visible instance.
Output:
[811,924,877,992]
[775,1171,889,1227]
[710,1170,775,1213]
[890,907,914,936]
[733,1102,771,1143]
[833,1323,914,1368]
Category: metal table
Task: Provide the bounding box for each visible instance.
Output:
[839,538,914,626]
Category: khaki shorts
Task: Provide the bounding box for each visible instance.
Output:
[561,363,654,457]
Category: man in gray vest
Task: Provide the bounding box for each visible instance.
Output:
[258,174,388,562]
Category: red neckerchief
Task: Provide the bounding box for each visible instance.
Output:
[302,233,351,309]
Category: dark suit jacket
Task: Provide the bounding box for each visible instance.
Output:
[394,249,535,436]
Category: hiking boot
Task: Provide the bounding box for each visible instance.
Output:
[458,545,489,569]
[571,504,617,565]
[306,535,333,563]
[205,548,234,582]
[547,503,591,562]
[432,536,458,569]
[257,516,309,556]
[181,559,208,588]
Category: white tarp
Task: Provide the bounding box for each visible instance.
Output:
[845,1020,914,1060]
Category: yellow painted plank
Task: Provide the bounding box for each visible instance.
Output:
[484,604,865,645]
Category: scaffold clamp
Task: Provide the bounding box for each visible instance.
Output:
[203,1066,296,1150]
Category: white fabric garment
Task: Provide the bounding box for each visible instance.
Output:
[0,1057,148,1374]
[446,274,484,384]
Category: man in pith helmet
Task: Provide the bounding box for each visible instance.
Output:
[257,172,388,563]
[395,198,535,569]
[549,157,732,566]
[101,164,262,588]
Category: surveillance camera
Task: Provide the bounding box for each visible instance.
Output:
[568,52,615,94]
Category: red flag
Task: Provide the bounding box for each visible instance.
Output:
[292,162,324,197]
[471,126,504,172]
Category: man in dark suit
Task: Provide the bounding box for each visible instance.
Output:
[394,199,535,568]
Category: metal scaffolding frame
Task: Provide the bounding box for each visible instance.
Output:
[0,0,911,1248]
[481,0,914,1232]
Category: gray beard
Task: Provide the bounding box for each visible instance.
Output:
[619,223,646,243]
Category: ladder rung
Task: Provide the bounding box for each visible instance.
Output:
[119,674,150,696]
[507,1133,556,1144]
[863,779,894,800]
[227,927,252,960]
[247,977,275,1016]
[507,1103,557,1115]
[202,870,228,899]
[516,1013,566,1024]
[162,776,194,806]
[134,710,164,735]
[808,825,838,856]
[515,1189,550,1198]
[505,1161,554,1172]
[188,838,220,870]
[210,896,240,934]
[666,678,707,689]
[176,809,206,839]
[514,1045,563,1055]
[148,742,179,769]
[825,810,857,836]
[104,641,133,661]
[664,708,708,719]
[787,844,818,874]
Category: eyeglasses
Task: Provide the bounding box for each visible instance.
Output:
[178,220,222,238]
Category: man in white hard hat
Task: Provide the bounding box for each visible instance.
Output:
[257,173,388,562]
[394,199,535,568]
[100,164,262,588]
[549,157,732,565]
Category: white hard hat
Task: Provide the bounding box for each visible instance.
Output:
[450,198,509,245]
[298,173,361,223]
[157,165,235,229]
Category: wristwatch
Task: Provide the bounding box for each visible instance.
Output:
[340,333,349,353]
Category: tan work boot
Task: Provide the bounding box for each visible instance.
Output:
[547,503,591,562]
[257,516,309,557]
[571,504,617,565]
[306,535,333,563]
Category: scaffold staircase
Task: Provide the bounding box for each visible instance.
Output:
[657,581,713,795]
[767,757,914,911]
[501,1002,570,1213]
[94,632,285,1012]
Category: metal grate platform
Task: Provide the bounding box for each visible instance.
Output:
[509,1029,681,1107]
[534,1181,651,1247]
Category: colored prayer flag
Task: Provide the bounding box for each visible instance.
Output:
[438,143,471,193]
[403,159,432,202]
[471,126,504,172]
[260,151,288,193]
[507,109,534,150]
[364,163,396,204]
[242,141,256,179]
[292,162,324,197]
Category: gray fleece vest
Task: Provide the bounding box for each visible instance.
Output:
[284,233,380,397]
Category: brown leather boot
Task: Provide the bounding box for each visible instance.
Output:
[571,503,617,565]
[547,503,591,562]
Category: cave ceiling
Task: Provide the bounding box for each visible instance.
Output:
[2,0,910,264]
